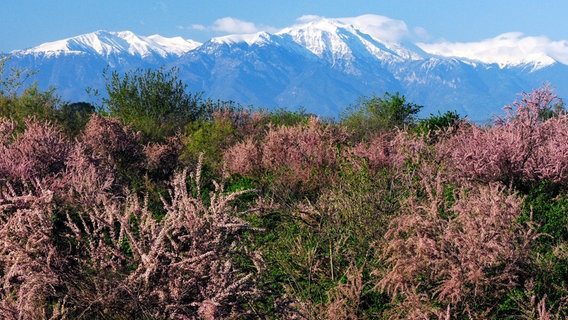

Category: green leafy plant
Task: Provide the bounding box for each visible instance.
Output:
[103,67,209,141]
[341,92,422,140]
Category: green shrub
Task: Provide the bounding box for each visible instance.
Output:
[341,92,422,140]
[55,101,96,137]
[416,110,461,137]
[103,67,209,141]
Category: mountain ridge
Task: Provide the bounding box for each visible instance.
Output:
[11,30,202,58]
[4,15,567,121]
[11,15,561,69]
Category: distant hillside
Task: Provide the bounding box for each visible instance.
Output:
[5,15,568,121]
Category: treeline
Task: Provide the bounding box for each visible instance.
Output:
[1,61,568,319]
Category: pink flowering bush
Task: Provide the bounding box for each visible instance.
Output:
[379,180,536,318]
[348,133,393,172]
[0,183,65,319]
[62,163,264,319]
[80,114,143,172]
[144,135,184,180]
[224,137,261,176]
[0,118,70,184]
[225,117,348,194]
[59,143,115,206]
[444,85,568,184]
[0,113,269,318]
[347,128,434,176]
[0,159,265,319]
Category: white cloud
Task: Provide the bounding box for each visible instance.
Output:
[212,17,258,33]
[338,14,410,42]
[413,27,431,41]
[296,15,322,23]
[210,17,278,34]
[181,17,278,35]
[293,14,413,42]
[545,39,568,64]
[184,14,420,43]
[290,14,412,42]
[418,32,568,67]
[190,24,206,31]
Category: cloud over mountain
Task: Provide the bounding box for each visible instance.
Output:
[212,17,263,33]
[338,14,410,42]
[187,17,279,35]
[418,32,568,68]
[294,14,410,42]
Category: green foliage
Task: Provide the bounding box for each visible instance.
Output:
[341,92,422,139]
[503,181,568,318]
[55,102,96,137]
[0,56,37,98]
[103,67,209,141]
[416,110,461,135]
[518,182,568,306]
[0,84,60,126]
[0,57,60,127]
[522,181,568,249]
[265,107,314,127]
[255,161,399,318]
[538,98,566,121]
[182,115,236,169]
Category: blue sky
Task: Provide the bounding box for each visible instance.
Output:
[2,0,567,53]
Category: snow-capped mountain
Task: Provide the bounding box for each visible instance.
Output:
[278,16,425,64]
[417,32,562,70]
[4,15,568,121]
[14,30,201,58]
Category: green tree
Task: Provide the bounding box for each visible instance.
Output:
[415,110,462,143]
[0,56,60,126]
[538,97,566,121]
[265,107,314,127]
[103,67,209,141]
[0,84,60,126]
[56,101,96,137]
[0,56,36,98]
[341,92,422,139]
[182,115,236,170]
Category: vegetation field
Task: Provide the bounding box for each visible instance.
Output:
[1,61,567,319]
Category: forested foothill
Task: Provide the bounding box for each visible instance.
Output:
[1,59,568,319]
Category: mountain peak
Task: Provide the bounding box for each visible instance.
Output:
[277,15,424,62]
[286,16,345,33]
[13,30,201,58]
[210,31,272,46]
[277,19,351,58]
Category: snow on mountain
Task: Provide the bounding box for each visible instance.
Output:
[146,34,201,55]
[277,15,425,64]
[417,32,564,70]
[279,18,354,58]
[209,31,273,46]
[13,15,563,68]
[209,14,567,71]
[13,30,201,58]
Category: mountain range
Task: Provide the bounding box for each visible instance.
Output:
[3,15,568,121]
